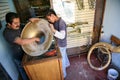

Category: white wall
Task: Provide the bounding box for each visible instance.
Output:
[102,0,120,42]
[52,0,95,48]
[101,0,120,68]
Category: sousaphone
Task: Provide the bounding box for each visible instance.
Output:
[21,19,53,56]
[87,42,120,70]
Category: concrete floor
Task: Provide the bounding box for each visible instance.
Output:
[65,54,108,80]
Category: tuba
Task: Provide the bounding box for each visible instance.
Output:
[21,19,53,56]
[87,42,112,70]
[87,42,120,70]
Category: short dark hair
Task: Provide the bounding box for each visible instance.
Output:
[5,12,19,24]
[45,9,57,17]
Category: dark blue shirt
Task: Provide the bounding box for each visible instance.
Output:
[3,26,24,60]
[53,18,67,47]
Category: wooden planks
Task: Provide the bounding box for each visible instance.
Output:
[111,35,120,46]
[22,48,63,80]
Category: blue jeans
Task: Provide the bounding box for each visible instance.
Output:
[59,47,70,78]
[14,59,29,80]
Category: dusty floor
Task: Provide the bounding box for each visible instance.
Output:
[65,54,108,80]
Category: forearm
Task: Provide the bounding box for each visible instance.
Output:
[49,24,66,39]
[54,30,65,39]
[14,37,40,45]
[21,38,37,45]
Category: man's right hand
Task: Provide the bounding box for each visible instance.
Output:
[29,18,40,22]
[34,37,40,42]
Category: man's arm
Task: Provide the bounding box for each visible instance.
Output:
[54,30,65,39]
[49,24,65,39]
[14,37,40,45]
[29,18,40,22]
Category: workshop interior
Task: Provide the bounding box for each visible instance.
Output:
[0,0,120,80]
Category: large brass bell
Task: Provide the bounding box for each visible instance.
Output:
[21,19,53,56]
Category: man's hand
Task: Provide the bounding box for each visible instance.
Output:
[29,18,40,22]
[49,24,56,33]
[34,37,40,42]
[34,37,40,44]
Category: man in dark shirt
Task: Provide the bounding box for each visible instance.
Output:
[30,9,70,78]
[45,9,70,78]
[3,12,40,80]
